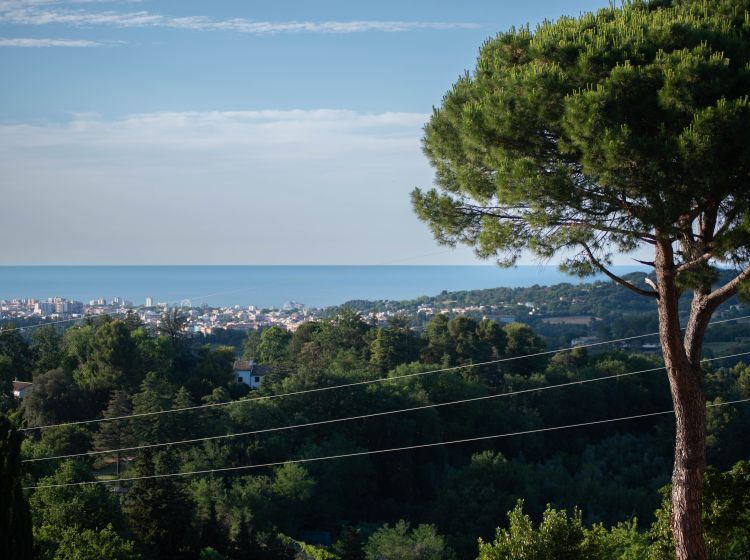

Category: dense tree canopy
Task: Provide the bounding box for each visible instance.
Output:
[1,296,749,559]
[413,0,750,280]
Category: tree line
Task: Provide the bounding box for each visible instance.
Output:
[0,309,749,559]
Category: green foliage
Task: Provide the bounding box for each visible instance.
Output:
[182,345,235,399]
[0,415,33,560]
[332,526,366,560]
[242,328,263,360]
[369,321,420,374]
[257,326,292,365]
[30,326,62,375]
[0,354,14,406]
[419,314,510,384]
[21,368,84,428]
[364,520,454,560]
[649,460,750,560]
[223,464,317,540]
[159,309,187,345]
[75,320,138,395]
[477,501,648,560]
[312,309,373,368]
[501,322,545,372]
[122,451,196,559]
[420,313,453,364]
[13,301,750,559]
[30,460,126,560]
[92,390,134,472]
[272,463,315,502]
[22,425,92,475]
[278,534,339,560]
[29,461,124,533]
[199,547,226,560]
[0,325,33,382]
[433,451,526,557]
[53,524,140,560]
[60,323,95,372]
[413,0,750,283]
[478,502,590,560]
[130,373,177,444]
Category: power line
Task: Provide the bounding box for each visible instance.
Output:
[20,331,661,432]
[21,313,750,432]
[23,350,750,463]
[23,397,750,490]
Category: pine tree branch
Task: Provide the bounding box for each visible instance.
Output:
[582,243,659,298]
[705,263,750,306]
[675,252,715,274]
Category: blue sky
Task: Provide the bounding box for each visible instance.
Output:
[0,0,613,264]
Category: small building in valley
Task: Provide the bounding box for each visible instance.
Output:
[233,359,270,389]
[12,380,33,399]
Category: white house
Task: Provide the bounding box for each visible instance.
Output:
[233,359,269,389]
[12,380,33,399]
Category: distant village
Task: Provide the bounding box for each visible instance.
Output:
[1,293,698,362]
[2,292,740,403]
[0,295,524,334]
[0,296,525,398]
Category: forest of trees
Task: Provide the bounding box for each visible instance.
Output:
[330,271,750,351]
[2,2,750,558]
[1,306,749,559]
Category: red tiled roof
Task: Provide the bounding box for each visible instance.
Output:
[233,360,255,371]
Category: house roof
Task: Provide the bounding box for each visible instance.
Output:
[13,381,33,391]
[233,359,255,371]
[254,364,272,377]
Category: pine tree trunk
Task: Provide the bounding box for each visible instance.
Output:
[655,241,708,560]
[665,359,707,560]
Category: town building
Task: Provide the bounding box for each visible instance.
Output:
[55,300,83,314]
[12,381,33,399]
[34,301,56,315]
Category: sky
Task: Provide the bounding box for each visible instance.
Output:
[0,0,613,265]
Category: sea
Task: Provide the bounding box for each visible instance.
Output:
[0,266,647,309]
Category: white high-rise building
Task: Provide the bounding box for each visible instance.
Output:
[145,297,154,307]
[34,301,56,315]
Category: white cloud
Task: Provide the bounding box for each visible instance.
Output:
[0,35,100,45]
[1,110,429,152]
[0,110,469,265]
[0,1,480,34]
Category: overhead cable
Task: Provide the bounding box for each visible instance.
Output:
[23,350,750,463]
[21,314,750,432]
[23,397,750,490]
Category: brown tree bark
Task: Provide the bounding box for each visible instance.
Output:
[655,240,708,560]
[665,360,707,560]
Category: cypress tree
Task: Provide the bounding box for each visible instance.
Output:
[93,390,135,476]
[0,416,33,560]
[123,450,196,558]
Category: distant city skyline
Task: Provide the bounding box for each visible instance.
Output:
[0,0,615,265]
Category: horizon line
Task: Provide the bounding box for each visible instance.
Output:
[0,263,650,268]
